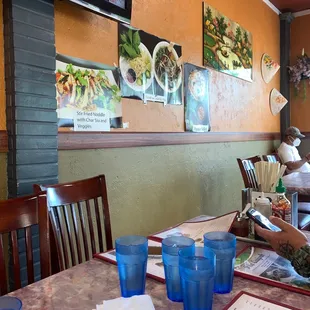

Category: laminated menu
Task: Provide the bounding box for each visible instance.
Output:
[234,246,310,296]
[94,239,165,283]
[224,291,300,310]
[148,211,238,245]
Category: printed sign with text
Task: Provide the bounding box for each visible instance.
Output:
[74,110,110,131]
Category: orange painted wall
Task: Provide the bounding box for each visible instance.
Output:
[0,0,6,130]
[291,14,310,131]
[55,0,280,132]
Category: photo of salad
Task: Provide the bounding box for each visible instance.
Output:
[56,63,121,112]
[56,54,123,129]
[153,42,182,93]
[119,28,154,91]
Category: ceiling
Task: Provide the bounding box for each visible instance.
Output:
[270,0,310,13]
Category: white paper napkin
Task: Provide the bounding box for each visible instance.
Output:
[93,295,155,310]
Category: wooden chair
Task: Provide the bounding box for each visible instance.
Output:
[0,193,51,295]
[262,153,280,163]
[34,175,113,271]
[237,156,261,189]
[298,213,310,230]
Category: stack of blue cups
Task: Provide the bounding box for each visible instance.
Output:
[115,235,148,298]
[115,231,236,309]
[162,236,195,302]
[179,247,216,310]
[162,231,236,310]
[204,232,236,294]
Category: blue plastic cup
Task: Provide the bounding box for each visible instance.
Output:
[179,247,215,310]
[162,236,195,302]
[203,232,236,294]
[115,235,148,298]
[0,296,22,309]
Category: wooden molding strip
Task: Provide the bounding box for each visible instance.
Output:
[0,131,282,152]
[0,130,7,152]
[58,131,281,150]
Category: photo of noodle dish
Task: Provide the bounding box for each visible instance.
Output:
[119,28,153,92]
[184,63,210,132]
[56,62,121,114]
[188,70,206,102]
[153,41,182,93]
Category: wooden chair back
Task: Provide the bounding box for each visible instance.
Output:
[34,175,113,271]
[0,193,51,295]
[237,156,261,189]
[262,153,281,163]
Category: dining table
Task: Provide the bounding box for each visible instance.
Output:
[283,172,310,201]
[6,216,310,310]
[8,250,310,310]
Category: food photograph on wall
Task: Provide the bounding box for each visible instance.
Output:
[184,63,211,132]
[203,3,253,82]
[56,54,122,131]
[119,24,183,105]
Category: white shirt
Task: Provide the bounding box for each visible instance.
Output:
[278,142,310,173]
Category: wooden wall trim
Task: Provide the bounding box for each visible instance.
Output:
[58,131,281,150]
[0,130,8,152]
[0,131,281,152]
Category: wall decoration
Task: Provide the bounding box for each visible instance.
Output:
[289,50,310,100]
[68,0,132,24]
[119,24,183,105]
[203,4,253,82]
[261,54,280,84]
[56,54,122,131]
[184,63,210,132]
[270,88,288,116]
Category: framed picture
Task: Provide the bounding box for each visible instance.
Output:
[69,0,132,23]
[203,3,253,82]
[184,63,211,132]
[119,24,182,105]
[55,54,122,131]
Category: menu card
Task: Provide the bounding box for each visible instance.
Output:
[94,240,165,283]
[235,247,310,296]
[224,291,300,310]
[148,211,238,245]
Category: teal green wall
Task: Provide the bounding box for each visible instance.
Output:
[59,140,278,240]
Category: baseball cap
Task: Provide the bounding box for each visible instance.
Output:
[285,126,305,138]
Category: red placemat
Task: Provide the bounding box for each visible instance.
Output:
[234,245,310,297]
[94,239,165,283]
[223,291,301,309]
